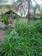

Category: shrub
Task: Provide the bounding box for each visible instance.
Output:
[2,15,9,25]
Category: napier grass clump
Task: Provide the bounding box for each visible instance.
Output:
[0,19,42,56]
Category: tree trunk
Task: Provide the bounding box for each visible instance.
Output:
[26,0,31,20]
[33,7,36,20]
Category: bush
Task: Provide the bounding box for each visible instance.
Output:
[2,15,9,25]
[0,19,42,56]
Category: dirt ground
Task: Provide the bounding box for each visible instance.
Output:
[0,30,5,42]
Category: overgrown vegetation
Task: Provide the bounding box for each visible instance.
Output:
[1,15,9,25]
[0,19,42,56]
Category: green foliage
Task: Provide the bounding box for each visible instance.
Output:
[15,19,28,37]
[2,15,9,25]
[0,30,30,56]
[15,19,42,56]
[0,19,42,56]
[0,30,20,56]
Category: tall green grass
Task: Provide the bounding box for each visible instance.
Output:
[0,19,42,56]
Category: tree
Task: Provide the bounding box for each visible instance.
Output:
[33,0,40,20]
[16,0,27,16]
[16,0,31,20]
[26,0,31,20]
[40,8,42,19]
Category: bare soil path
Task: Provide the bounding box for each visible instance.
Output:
[0,30,5,42]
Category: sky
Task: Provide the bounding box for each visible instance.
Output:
[0,0,42,6]
[32,0,42,6]
[0,0,17,5]
[36,0,42,5]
